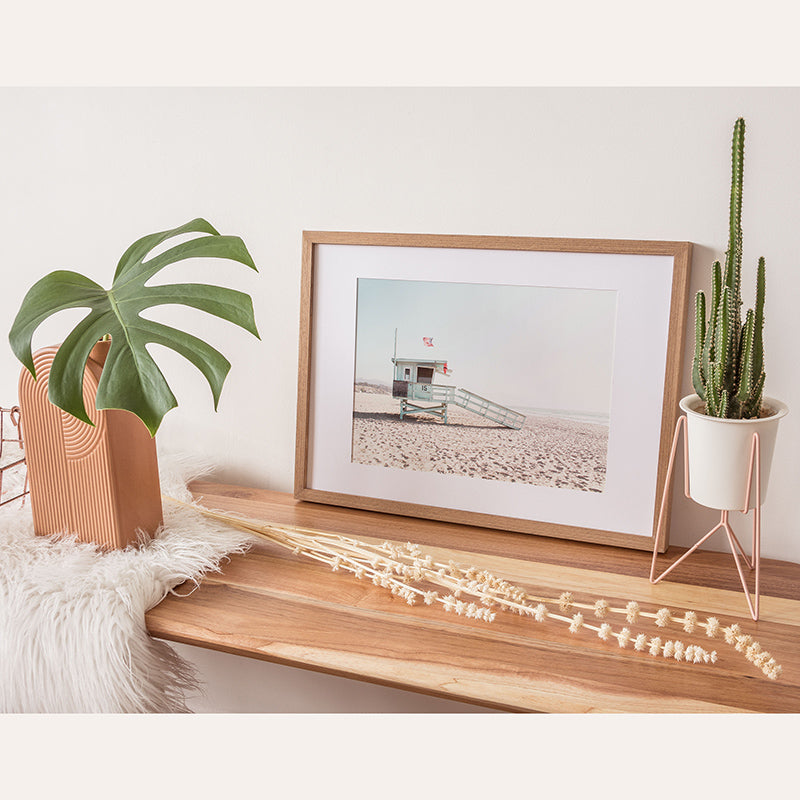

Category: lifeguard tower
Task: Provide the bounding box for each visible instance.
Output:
[391,355,525,430]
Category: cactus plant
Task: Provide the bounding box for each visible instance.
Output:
[692,117,766,419]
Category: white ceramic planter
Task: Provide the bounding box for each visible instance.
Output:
[680,394,788,511]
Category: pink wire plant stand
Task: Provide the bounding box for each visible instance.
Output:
[0,405,29,508]
[650,415,763,621]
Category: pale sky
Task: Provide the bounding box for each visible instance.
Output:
[354,278,618,415]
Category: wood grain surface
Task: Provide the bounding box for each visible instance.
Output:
[145,482,800,713]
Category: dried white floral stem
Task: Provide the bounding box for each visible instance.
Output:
[168,498,781,680]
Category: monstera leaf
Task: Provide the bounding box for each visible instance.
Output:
[9,218,259,436]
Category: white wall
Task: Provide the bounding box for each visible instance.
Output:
[1,88,798,711]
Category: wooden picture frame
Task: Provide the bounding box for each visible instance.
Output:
[295,231,692,552]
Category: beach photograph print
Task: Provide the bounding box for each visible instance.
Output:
[352,277,618,493]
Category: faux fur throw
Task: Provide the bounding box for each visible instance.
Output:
[0,453,254,713]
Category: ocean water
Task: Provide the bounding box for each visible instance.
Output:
[517,407,611,426]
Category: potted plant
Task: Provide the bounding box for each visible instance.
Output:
[684,118,788,511]
[8,217,260,549]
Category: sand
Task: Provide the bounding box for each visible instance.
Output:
[351,390,609,493]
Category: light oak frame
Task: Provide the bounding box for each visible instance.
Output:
[295,231,692,552]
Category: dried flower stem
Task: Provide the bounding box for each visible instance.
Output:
[168,498,781,680]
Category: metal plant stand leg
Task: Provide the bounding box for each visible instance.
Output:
[0,405,29,508]
[650,415,763,621]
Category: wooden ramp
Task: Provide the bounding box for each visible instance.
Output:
[404,383,525,429]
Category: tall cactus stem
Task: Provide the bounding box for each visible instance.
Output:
[711,260,722,314]
[752,256,765,379]
[736,309,755,404]
[715,286,732,390]
[726,118,745,299]
[692,291,707,399]
[694,118,767,419]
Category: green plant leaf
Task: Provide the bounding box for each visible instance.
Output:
[8,218,259,435]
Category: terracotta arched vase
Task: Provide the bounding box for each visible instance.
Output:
[18,340,163,550]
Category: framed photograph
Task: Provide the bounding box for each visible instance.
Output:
[295,232,692,552]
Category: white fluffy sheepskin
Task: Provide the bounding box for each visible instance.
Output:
[0,452,255,713]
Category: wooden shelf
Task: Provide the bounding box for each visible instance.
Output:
[145,482,800,713]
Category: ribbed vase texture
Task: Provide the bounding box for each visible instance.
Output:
[18,343,163,549]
